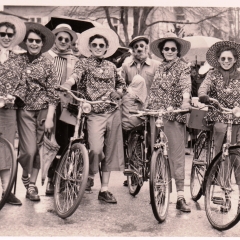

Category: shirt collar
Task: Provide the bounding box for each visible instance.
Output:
[129,57,151,66]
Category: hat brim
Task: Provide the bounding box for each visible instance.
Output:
[79,27,119,58]
[19,22,55,53]
[150,37,191,59]
[52,27,77,43]
[129,36,149,48]
[206,41,240,68]
[0,15,26,48]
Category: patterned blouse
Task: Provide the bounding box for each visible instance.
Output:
[0,51,26,109]
[70,56,126,114]
[148,57,191,123]
[19,53,59,110]
[198,69,240,124]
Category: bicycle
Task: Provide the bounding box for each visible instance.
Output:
[124,107,188,223]
[198,98,240,230]
[0,95,18,210]
[54,86,117,219]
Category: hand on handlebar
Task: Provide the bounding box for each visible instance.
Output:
[180,99,191,110]
[199,95,210,104]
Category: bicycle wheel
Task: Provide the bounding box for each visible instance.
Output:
[190,131,210,201]
[127,132,143,196]
[0,136,17,210]
[150,148,171,223]
[204,146,240,230]
[54,142,89,218]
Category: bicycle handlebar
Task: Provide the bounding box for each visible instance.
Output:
[55,86,118,106]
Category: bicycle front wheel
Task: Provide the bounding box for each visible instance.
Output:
[54,142,89,219]
[127,132,143,196]
[204,146,240,230]
[0,136,17,210]
[150,148,171,223]
[190,131,210,201]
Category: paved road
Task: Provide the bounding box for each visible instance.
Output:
[0,150,240,237]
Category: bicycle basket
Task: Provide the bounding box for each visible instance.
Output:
[187,108,210,131]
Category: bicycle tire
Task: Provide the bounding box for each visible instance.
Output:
[204,146,240,230]
[190,131,209,201]
[127,132,143,196]
[150,148,171,223]
[54,142,89,218]
[0,136,17,210]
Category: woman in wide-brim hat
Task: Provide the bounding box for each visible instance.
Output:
[0,14,27,206]
[61,27,126,203]
[198,41,240,192]
[17,22,59,202]
[148,32,192,212]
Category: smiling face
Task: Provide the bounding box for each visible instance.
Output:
[132,40,148,60]
[162,41,178,61]
[55,32,71,51]
[25,32,43,55]
[0,26,15,48]
[218,50,237,70]
[89,37,108,58]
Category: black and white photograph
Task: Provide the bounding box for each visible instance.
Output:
[0,0,240,237]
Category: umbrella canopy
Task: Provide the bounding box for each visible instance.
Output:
[39,134,60,186]
[183,36,222,62]
[45,16,103,33]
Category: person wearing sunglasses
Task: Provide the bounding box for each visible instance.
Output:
[120,36,160,186]
[43,24,79,196]
[148,32,192,212]
[61,27,126,204]
[16,22,59,201]
[0,15,26,206]
[198,41,240,211]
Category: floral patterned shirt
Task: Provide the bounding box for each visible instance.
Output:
[70,56,126,114]
[19,53,59,110]
[148,58,191,123]
[198,69,240,124]
[0,51,26,109]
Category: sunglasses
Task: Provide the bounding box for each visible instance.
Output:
[134,43,145,49]
[91,43,106,48]
[0,32,14,38]
[58,36,70,43]
[163,47,177,52]
[220,57,233,62]
[27,38,42,44]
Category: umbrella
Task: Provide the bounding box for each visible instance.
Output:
[183,36,222,62]
[39,133,60,186]
[45,16,103,33]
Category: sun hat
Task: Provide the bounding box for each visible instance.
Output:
[0,14,26,48]
[206,41,240,68]
[79,27,119,58]
[129,36,149,48]
[52,24,77,43]
[19,22,55,53]
[150,32,191,59]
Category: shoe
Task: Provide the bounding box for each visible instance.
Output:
[85,178,94,191]
[26,186,40,201]
[98,191,117,204]
[46,181,54,196]
[4,192,22,206]
[123,180,128,187]
[220,197,231,212]
[176,198,191,212]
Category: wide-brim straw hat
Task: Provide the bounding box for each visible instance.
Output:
[52,24,77,43]
[206,41,240,68]
[19,22,55,53]
[150,32,191,59]
[0,15,26,48]
[129,36,149,48]
[79,27,119,58]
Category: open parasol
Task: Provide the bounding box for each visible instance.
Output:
[39,133,60,186]
[45,16,103,33]
[183,35,222,62]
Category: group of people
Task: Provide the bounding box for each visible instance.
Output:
[0,13,240,214]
